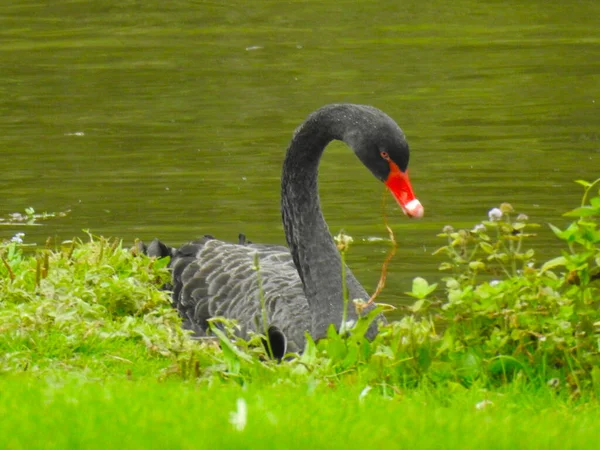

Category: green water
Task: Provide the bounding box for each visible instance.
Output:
[1,0,599,311]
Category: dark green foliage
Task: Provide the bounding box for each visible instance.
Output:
[1,179,599,398]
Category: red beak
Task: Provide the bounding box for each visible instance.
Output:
[384,161,424,218]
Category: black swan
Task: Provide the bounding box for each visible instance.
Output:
[145,104,423,358]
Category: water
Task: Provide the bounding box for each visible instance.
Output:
[1,0,599,314]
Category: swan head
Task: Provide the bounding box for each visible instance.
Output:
[348,116,424,219]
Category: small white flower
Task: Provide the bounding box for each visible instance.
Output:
[10,232,25,244]
[489,280,500,287]
[442,225,454,234]
[359,385,372,402]
[344,320,356,330]
[488,208,503,221]
[334,231,354,252]
[229,398,247,432]
[475,399,494,410]
[538,335,547,342]
[472,224,486,233]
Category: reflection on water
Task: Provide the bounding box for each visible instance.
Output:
[1,0,599,314]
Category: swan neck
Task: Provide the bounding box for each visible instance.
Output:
[281,105,369,340]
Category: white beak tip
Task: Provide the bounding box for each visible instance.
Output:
[404,199,424,218]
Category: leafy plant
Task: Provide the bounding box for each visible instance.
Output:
[421,179,600,392]
[0,233,189,374]
[0,207,69,228]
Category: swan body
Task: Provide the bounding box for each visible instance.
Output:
[146,104,423,357]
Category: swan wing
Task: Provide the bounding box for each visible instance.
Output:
[161,237,310,352]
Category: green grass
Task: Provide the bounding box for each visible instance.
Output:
[2,375,599,450]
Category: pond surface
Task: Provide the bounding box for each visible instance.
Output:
[1,0,599,314]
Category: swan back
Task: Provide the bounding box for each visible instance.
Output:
[147,237,311,353]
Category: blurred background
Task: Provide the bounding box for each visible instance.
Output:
[1,0,599,314]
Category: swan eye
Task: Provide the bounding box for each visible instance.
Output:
[380,151,390,161]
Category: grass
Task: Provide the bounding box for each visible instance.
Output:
[2,376,599,450]
[1,180,599,448]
